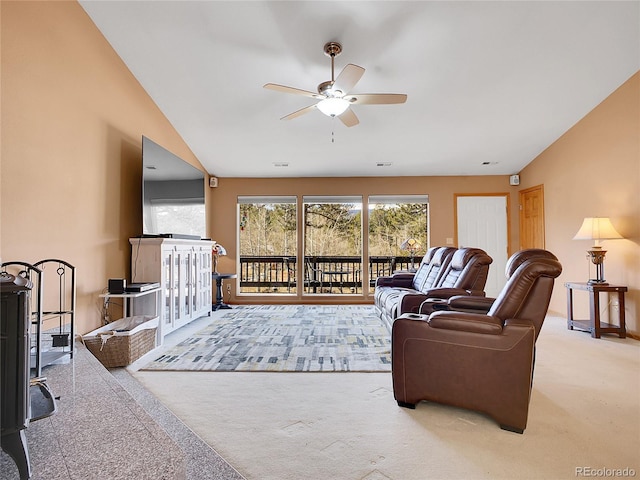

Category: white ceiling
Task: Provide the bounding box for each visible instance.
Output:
[79,1,639,179]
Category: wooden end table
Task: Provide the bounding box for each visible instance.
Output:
[212,273,236,311]
[565,282,627,339]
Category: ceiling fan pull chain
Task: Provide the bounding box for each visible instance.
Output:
[331,117,336,143]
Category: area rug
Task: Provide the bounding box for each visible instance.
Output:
[141,305,391,372]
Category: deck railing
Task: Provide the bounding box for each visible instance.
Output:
[238,255,417,294]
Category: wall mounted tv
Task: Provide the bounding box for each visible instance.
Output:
[142,136,206,239]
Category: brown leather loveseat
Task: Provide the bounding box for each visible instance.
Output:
[374,247,493,331]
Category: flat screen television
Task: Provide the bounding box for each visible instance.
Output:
[142,136,206,239]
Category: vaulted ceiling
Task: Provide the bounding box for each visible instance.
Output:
[79,1,639,178]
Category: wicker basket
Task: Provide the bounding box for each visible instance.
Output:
[83,316,158,368]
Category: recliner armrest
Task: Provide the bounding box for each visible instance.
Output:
[504,318,534,329]
[427,311,503,335]
[399,288,474,315]
[467,289,488,297]
[447,295,495,313]
[392,273,416,284]
[398,293,430,314]
[375,276,394,287]
[419,287,474,298]
[377,273,415,289]
[419,298,448,314]
[431,302,450,311]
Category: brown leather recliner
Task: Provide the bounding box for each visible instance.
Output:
[424,248,560,315]
[391,247,493,318]
[391,249,562,433]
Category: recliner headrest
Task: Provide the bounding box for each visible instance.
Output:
[431,247,455,266]
[505,249,559,278]
[419,247,439,266]
[449,248,490,270]
[489,256,563,320]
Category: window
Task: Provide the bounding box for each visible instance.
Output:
[303,196,362,294]
[236,194,429,297]
[368,195,429,291]
[238,196,297,294]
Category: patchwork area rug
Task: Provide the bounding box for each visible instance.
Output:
[141,305,391,372]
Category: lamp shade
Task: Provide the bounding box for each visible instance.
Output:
[400,238,421,251]
[213,243,227,256]
[573,217,622,246]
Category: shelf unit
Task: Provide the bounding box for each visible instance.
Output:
[129,237,213,342]
[98,288,162,344]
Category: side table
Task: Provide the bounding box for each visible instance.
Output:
[99,288,162,342]
[212,273,236,311]
[565,282,627,339]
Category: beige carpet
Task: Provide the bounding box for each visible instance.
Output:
[130,315,640,480]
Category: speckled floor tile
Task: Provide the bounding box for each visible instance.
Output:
[0,341,248,479]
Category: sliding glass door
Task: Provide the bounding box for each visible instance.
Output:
[236,194,428,297]
[303,196,362,294]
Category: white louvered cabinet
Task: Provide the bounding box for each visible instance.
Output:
[129,238,212,342]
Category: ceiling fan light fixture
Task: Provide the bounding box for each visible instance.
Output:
[317,97,349,117]
[264,41,406,127]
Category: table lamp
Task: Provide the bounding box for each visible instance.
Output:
[572,217,622,285]
[212,243,227,275]
[400,238,421,270]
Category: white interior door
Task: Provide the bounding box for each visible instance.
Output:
[456,195,508,298]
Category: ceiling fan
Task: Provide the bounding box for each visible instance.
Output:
[264,42,407,127]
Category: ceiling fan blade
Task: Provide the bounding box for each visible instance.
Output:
[281,104,317,121]
[332,64,365,95]
[347,93,408,105]
[264,83,323,99]
[338,108,359,128]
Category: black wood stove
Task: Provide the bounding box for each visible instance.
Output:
[1,272,33,478]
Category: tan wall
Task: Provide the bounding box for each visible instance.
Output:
[210,176,521,304]
[520,72,639,334]
[3,2,636,336]
[1,1,209,334]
